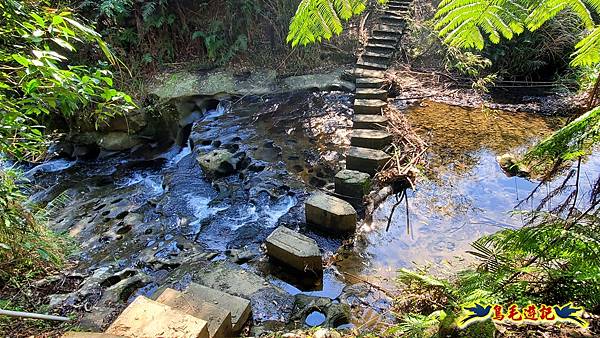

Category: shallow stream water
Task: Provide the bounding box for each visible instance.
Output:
[25,91,600,330]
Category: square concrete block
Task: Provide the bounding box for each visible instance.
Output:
[305,192,357,232]
[334,169,371,199]
[106,296,209,338]
[265,226,322,273]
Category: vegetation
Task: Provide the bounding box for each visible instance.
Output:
[0,0,131,282]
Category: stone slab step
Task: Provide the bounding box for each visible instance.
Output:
[381,16,406,25]
[354,99,387,114]
[384,9,409,16]
[355,77,386,89]
[368,35,398,44]
[334,169,371,199]
[362,51,392,60]
[374,24,404,34]
[265,226,322,272]
[355,88,387,100]
[184,282,251,333]
[353,67,386,78]
[365,43,396,54]
[346,146,391,176]
[106,296,210,338]
[372,31,402,42]
[305,192,357,232]
[356,60,388,71]
[388,5,410,10]
[62,333,123,338]
[156,288,232,338]
[353,114,389,129]
[350,129,393,149]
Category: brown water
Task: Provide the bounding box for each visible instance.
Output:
[336,101,599,288]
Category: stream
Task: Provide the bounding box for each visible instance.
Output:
[24,90,600,333]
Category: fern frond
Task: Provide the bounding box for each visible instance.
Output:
[571,26,600,67]
[435,0,527,49]
[287,0,374,47]
[527,0,596,30]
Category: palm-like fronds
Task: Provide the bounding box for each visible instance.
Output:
[434,0,527,49]
[572,26,600,67]
[287,0,386,47]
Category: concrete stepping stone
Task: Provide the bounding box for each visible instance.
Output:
[355,77,386,89]
[355,88,387,100]
[346,146,391,175]
[265,226,322,273]
[106,296,210,338]
[365,43,396,54]
[350,129,393,149]
[156,288,232,338]
[305,192,357,232]
[354,67,386,78]
[184,282,251,333]
[356,60,388,71]
[368,35,398,44]
[354,99,387,114]
[335,169,371,199]
[374,24,404,35]
[363,51,393,61]
[353,114,389,129]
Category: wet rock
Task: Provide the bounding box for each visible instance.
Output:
[226,247,259,264]
[497,153,530,177]
[98,132,142,151]
[314,329,342,338]
[292,294,351,329]
[334,170,371,199]
[197,149,244,177]
[305,193,357,233]
[265,226,322,273]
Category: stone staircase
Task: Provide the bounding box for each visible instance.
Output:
[63,282,251,338]
[298,0,412,235]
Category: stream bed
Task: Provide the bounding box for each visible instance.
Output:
[24,91,600,333]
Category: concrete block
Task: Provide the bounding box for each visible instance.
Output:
[265,226,322,273]
[334,170,371,199]
[305,192,357,232]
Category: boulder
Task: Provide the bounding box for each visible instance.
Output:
[305,193,357,232]
[334,170,371,199]
[197,149,244,177]
[98,132,141,151]
[265,226,322,273]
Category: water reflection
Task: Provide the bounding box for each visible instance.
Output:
[338,101,599,287]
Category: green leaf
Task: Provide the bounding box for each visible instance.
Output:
[12,54,30,67]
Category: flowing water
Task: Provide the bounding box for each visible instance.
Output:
[24,91,600,329]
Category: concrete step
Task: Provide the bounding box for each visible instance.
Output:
[384,9,409,16]
[365,43,396,54]
[381,16,406,25]
[355,88,387,100]
[374,24,404,35]
[305,192,357,232]
[362,54,393,66]
[346,146,391,176]
[184,282,251,333]
[372,31,402,41]
[353,114,389,129]
[354,67,386,78]
[388,5,410,10]
[156,288,232,338]
[355,77,386,89]
[265,226,322,273]
[356,60,388,71]
[354,99,387,114]
[350,129,393,149]
[334,169,371,199]
[368,35,398,44]
[106,296,210,338]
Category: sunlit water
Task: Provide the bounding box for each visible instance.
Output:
[337,100,600,287]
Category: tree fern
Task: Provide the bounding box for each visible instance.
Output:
[572,26,600,67]
[287,0,386,47]
[434,0,527,49]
